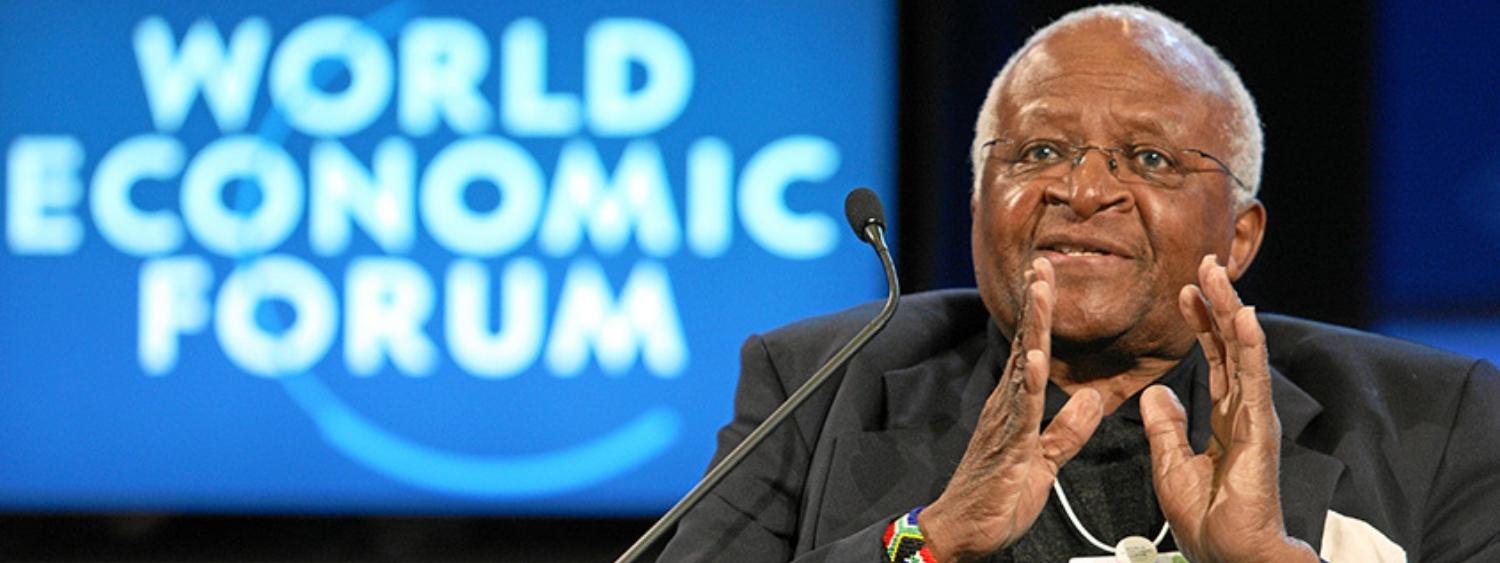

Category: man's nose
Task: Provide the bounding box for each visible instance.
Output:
[1044,148,1133,218]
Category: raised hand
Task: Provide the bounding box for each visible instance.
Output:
[919,258,1104,562]
[1141,255,1318,562]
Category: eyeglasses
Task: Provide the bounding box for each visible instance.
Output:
[975,138,1248,191]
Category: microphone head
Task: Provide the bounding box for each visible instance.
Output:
[844,187,886,243]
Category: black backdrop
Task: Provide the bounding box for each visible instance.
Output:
[0,1,1374,560]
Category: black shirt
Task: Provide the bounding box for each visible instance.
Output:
[983,322,1212,562]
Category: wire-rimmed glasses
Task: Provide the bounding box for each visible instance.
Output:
[976,138,1248,191]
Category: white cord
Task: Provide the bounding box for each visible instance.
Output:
[1052,479,1171,553]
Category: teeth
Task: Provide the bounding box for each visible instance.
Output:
[1054,245,1106,256]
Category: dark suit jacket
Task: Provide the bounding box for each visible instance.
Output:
[659,289,1500,562]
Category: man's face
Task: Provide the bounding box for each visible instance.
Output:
[972,18,1260,360]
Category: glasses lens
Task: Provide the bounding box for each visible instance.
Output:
[1119,146,1186,187]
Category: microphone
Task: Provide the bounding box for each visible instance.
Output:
[614,188,902,563]
[844,186,887,244]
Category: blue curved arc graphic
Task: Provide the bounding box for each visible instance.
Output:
[281,374,683,498]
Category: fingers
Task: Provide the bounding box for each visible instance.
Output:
[1188,256,1281,454]
[1233,307,1271,405]
[1232,306,1281,445]
[1023,259,1054,394]
[1177,283,1214,335]
[1179,284,1227,403]
[1198,255,1245,346]
[1019,350,1050,438]
[1193,255,1255,408]
[1040,387,1102,469]
[1014,259,1055,431]
[980,257,1055,437]
[1000,260,1046,388]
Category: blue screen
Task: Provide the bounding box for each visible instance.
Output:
[1373,1,1500,362]
[0,0,894,515]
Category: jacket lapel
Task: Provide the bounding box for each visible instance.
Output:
[800,331,992,546]
[1271,365,1346,549]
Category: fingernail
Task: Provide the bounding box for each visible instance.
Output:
[1239,306,1259,327]
[1156,385,1184,410]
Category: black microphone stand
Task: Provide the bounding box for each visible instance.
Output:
[614,189,900,563]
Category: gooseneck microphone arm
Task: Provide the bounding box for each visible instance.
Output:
[614,188,900,563]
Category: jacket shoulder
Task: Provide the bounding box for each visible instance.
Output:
[1260,313,1481,382]
[1259,313,1486,441]
[754,289,990,383]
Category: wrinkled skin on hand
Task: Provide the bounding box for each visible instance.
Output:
[919,257,1320,563]
[918,258,1104,562]
[1140,256,1318,563]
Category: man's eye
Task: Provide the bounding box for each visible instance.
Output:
[1134,149,1171,169]
[1021,144,1062,162]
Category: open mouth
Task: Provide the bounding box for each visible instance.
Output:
[1041,244,1113,257]
[1034,234,1132,261]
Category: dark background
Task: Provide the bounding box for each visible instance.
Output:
[2,1,1383,560]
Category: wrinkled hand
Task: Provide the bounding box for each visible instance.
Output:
[1141,255,1318,562]
[919,258,1103,562]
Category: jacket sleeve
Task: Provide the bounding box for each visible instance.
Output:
[657,334,811,562]
[1419,359,1500,562]
[657,334,897,562]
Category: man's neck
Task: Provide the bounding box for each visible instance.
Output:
[1048,354,1183,415]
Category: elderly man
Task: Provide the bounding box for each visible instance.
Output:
[660,5,1499,562]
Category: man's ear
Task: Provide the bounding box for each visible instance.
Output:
[1226,199,1266,281]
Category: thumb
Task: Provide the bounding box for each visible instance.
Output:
[1039,388,1102,470]
[1142,385,1203,527]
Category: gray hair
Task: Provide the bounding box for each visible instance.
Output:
[972,4,1263,206]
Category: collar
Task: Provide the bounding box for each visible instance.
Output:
[979,320,1217,454]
